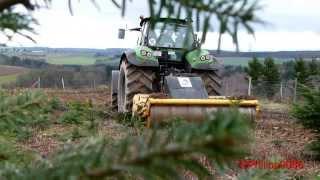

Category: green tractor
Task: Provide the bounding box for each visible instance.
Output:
[112,17,258,125]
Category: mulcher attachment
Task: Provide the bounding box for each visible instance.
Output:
[132,76,259,127]
[164,76,209,99]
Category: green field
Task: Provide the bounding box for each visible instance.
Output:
[47,55,97,65]
[0,74,19,85]
[0,65,28,85]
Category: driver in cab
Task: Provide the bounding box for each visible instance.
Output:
[148,28,175,48]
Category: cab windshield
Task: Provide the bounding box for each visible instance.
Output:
[148,22,194,49]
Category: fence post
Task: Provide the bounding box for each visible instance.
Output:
[293,78,298,103]
[225,81,229,96]
[280,82,283,102]
[38,77,41,89]
[248,76,252,96]
[61,77,65,90]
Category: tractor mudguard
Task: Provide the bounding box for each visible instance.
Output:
[121,48,159,67]
[185,49,221,71]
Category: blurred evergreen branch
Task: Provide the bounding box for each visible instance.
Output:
[0,90,57,140]
[0,0,51,42]
[0,0,263,51]
[0,8,38,42]
[0,110,252,179]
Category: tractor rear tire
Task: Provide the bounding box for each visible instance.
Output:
[111,70,119,111]
[118,61,155,113]
[196,70,222,96]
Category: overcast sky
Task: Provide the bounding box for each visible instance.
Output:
[3,0,320,51]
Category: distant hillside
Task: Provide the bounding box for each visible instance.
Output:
[3,47,320,59]
[2,47,320,67]
[49,48,320,59]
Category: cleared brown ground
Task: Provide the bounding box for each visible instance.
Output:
[45,88,109,105]
[0,65,28,76]
[252,107,319,176]
[17,89,319,177]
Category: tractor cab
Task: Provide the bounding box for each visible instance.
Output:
[139,18,196,50]
[118,17,198,50]
[134,17,199,71]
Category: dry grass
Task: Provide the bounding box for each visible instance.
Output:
[259,99,291,112]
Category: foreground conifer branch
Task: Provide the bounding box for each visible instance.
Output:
[0,109,251,179]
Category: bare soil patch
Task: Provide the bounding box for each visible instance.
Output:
[252,107,319,176]
[0,65,28,76]
[45,88,109,105]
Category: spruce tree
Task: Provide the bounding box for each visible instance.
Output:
[292,87,320,159]
[262,57,280,98]
[294,58,309,84]
[309,58,319,76]
[281,61,295,81]
[245,57,263,85]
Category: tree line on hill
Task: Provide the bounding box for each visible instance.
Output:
[0,54,118,88]
[2,52,320,92]
[0,54,49,68]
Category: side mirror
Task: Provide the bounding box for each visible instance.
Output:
[118,28,126,39]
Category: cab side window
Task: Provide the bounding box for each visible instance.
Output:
[136,25,144,46]
[137,30,141,45]
[140,23,149,46]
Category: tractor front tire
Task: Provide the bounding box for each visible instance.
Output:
[117,61,155,113]
[196,70,222,96]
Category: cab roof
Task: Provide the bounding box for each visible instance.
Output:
[140,17,191,27]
